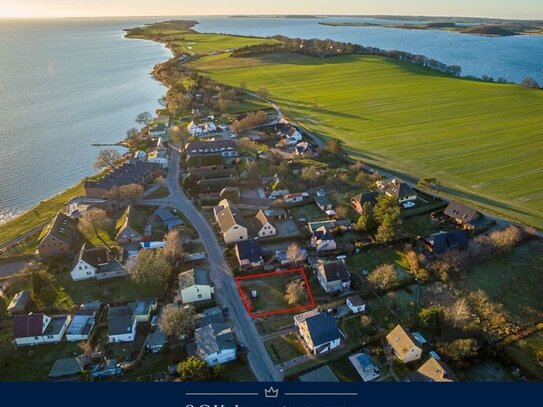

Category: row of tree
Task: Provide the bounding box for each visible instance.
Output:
[231,36,463,77]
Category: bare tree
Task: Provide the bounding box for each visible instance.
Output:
[446,298,471,328]
[135,111,153,127]
[521,76,540,89]
[127,249,171,285]
[301,166,320,187]
[164,229,184,265]
[284,280,308,306]
[367,263,399,289]
[94,149,121,171]
[325,139,343,156]
[159,304,195,339]
[487,226,523,254]
[286,242,302,265]
[80,208,110,247]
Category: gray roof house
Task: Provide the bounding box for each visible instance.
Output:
[295,310,343,355]
[195,322,237,367]
[317,261,351,293]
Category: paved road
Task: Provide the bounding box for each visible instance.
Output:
[144,147,280,382]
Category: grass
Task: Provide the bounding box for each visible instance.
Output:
[144,186,170,200]
[0,182,84,247]
[503,331,543,380]
[265,333,307,364]
[0,327,82,381]
[172,33,278,55]
[239,271,311,314]
[347,246,409,273]
[188,51,543,228]
[459,240,543,325]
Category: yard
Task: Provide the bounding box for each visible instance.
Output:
[347,246,410,273]
[265,333,307,364]
[503,331,543,380]
[237,270,314,316]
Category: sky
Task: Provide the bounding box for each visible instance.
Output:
[0,0,542,20]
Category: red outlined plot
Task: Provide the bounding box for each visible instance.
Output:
[235,268,316,319]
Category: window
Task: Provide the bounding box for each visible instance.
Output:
[198,294,202,299]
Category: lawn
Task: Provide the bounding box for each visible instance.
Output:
[503,331,543,380]
[237,270,313,316]
[0,326,82,381]
[0,182,84,247]
[265,333,307,364]
[347,246,409,273]
[144,186,170,200]
[188,51,543,228]
[172,33,278,55]
[459,240,543,325]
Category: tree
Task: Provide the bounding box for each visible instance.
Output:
[419,306,442,328]
[157,96,167,107]
[159,304,195,339]
[80,208,110,246]
[367,263,399,289]
[301,165,320,187]
[355,172,368,185]
[325,139,343,156]
[375,217,397,243]
[286,242,303,265]
[257,86,269,98]
[94,149,121,171]
[135,111,153,127]
[118,183,144,204]
[438,338,479,368]
[125,128,142,148]
[404,248,430,282]
[521,76,540,89]
[177,357,213,381]
[127,249,171,285]
[487,226,523,254]
[334,205,350,219]
[284,280,308,306]
[373,195,400,224]
[356,203,376,232]
[164,229,184,265]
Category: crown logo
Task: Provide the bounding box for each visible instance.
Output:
[264,387,279,398]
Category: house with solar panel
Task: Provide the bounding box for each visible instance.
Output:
[66,302,101,342]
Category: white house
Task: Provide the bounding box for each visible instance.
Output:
[254,210,277,238]
[147,150,168,167]
[384,179,417,204]
[346,295,366,314]
[13,313,71,347]
[213,199,248,244]
[310,226,337,253]
[294,310,342,355]
[284,192,308,205]
[107,305,137,343]
[386,324,423,363]
[66,302,101,342]
[195,323,237,366]
[178,268,214,304]
[71,244,127,282]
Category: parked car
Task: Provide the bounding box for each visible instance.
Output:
[403,201,416,209]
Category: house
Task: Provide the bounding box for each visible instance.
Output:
[195,322,237,366]
[386,324,423,363]
[423,230,469,255]
[349,352,381,382]
[178,268,214,304]
[71,243,127,281]
[346,295,366,314]
[314,195,333,212]
[408,356,458,382]
[134,150,147,161]
[187,120,217,137]
[253,210,277,238]
[107,305,137,343]
[308,219,351,234]
[66,302,101,342]
[131,298,157,322]
[317,261,351,293]
[84,161,160,198]
[263,208,287,221]
[13,313,71,347]
[266,175,289,199]
[351,191,380,214]
[185,140,238,163]
[149,123,167,138]
[147,328,166,353]
[213,199,248,244]
[294,141,314,157]
[310,226,337,253]
[36,212,78,258]
[156,208,183,231]
[294,310,342,355]
[275,248,308,266]
[444,201,484,230]
[147,149,168,167]
[384,179,417,203]
[7,290,31,316]
[285,127,303,141]
[115,206,145,244]
[49,355,86,379]
[284,192,309,205]
[234,239,264,270]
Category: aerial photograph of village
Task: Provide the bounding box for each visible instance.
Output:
[0,1,542,384]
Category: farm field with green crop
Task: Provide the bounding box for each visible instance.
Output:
[188,51,543,228]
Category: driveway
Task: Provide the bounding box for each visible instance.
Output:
[143,147,280,381]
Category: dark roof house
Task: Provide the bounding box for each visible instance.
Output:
[444,201,484,229]
[424,230,469,255]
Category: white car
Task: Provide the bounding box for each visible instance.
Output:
[403,201,416,209]
[229,132,238,138]
[251,290,258,299]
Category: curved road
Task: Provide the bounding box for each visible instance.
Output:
[144,147,280,382]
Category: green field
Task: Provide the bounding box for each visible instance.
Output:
[188,51,543,228]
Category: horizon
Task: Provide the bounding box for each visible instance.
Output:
[1,0,542,20]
